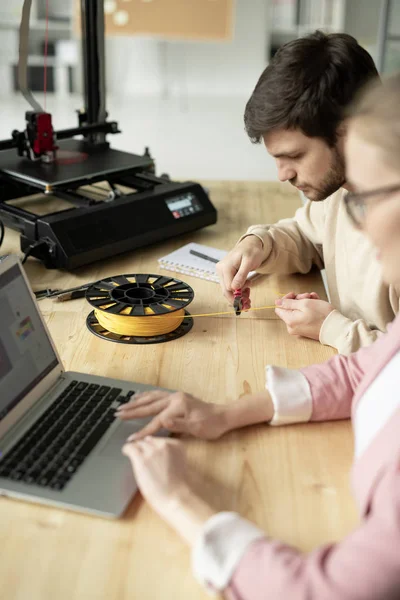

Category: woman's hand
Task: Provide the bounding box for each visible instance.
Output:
[123,437,216,545]
[123,437,188,515]
[117,389,275,441]
[116,391,228,441]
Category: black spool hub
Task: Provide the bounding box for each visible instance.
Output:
[85,273,194,344]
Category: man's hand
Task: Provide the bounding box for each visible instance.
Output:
[216,235,266,305]
[280,291,321,301]
[116,391,228,441]
[274,292,334,340]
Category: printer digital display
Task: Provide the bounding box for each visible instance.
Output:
[166,193,203,219]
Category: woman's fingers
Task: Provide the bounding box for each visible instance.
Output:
[162,417,192,433]
[121,390,171,410]
[116,390,172,417]
[122,441,142,460]
[116,398,169,420]
[141,436,181,448]
[126,416,165,441]
[134,439,156,456]
[125,399,192,441]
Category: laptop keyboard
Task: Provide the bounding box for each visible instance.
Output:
[0,380,134,491]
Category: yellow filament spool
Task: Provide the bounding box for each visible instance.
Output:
[94,308,185,336]
[86,273,195,344]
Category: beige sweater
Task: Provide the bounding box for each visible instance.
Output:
[242,188,400,355]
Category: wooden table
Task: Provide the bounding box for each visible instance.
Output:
[0,181,356,600]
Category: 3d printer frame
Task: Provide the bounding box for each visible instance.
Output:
[0,0,141,225]
[0,1,217,270]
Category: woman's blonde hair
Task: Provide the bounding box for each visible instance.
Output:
[347,73,400,170]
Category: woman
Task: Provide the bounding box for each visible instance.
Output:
[117,74,400,599]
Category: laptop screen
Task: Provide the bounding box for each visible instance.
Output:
[0,262,58,423]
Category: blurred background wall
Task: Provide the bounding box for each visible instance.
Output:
[0,0,398,181]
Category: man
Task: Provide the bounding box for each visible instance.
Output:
[217,31,400,355]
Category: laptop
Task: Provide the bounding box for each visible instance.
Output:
[0,255,168,518]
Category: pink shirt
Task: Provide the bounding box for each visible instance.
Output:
[192,314,400,599]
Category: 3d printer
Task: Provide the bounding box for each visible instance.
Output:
[0,0,217,270]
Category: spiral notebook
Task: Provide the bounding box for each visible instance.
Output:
[158,242,258,283]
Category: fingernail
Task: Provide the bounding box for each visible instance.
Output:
[126,434,137,442]
[275,299,282,306]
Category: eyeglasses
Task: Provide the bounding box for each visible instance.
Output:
[344,183,400,228]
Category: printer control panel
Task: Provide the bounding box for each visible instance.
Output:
[165,192,203,219]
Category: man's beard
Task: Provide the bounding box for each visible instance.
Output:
[296,148,346,202]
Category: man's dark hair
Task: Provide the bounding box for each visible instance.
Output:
[244,31,379,146]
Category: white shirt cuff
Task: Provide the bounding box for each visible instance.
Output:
[192,512,265,593]
[266,365,313,426]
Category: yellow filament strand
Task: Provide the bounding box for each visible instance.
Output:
[94,304,278,337]
[91,285,305,337]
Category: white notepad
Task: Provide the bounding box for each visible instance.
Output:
[158,243,258,283]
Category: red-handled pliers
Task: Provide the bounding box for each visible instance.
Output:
[233,288,243,316]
